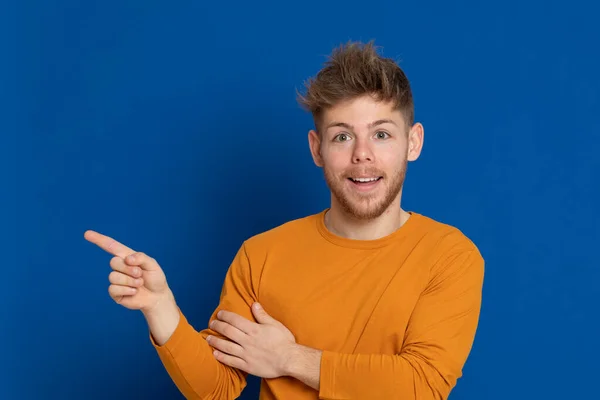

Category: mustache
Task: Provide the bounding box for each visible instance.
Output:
[343,168,385,177]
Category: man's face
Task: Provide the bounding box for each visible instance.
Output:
[308,95,423,220]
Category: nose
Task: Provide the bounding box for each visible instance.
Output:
[352,139,374,163]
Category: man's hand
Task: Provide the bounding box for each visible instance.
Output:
[84,230,181,345]
[207,303,298,379]
[84,230,172,313]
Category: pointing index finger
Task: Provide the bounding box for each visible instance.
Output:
[84,230,135,259]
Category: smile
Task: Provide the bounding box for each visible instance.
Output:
[348,177,382,183]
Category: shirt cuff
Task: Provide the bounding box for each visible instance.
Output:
[319,350,337,398]
[149,308,199,359]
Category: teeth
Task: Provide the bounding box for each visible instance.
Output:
[352,177,378,182]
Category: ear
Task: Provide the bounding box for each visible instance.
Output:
[407,122,424,162]
[308,129,324,167]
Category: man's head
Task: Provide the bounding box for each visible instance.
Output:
[297,41,424,221]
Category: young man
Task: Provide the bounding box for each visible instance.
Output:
[85,41,484,399]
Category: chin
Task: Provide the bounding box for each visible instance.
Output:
[341,202,390,220]
[335,192,397,220]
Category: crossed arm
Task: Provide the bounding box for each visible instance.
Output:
[152,244,484,400]
[207,303,322,390]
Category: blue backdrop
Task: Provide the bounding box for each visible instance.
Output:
[5,0,599,399]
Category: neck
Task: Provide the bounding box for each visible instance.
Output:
[324,200,410,241]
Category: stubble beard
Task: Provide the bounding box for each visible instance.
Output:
[323,159,407,221]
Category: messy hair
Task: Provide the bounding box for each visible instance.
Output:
[297,40,414,132]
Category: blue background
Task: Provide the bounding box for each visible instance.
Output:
[4,0,599,399]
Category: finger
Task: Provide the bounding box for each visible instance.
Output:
[109,271,144,288]
[110,256,142,278]
[216,310,257,335]
[210,319,247,344]
[212,349,247,371]
[108,284,137,300]
[206,335,244,358]
[84,230,135,259]
[124,252,157,271]
[251,303,276,325]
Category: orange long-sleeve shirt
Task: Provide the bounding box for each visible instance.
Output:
[151,209,484,399]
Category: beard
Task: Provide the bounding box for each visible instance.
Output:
[323,159,407,221]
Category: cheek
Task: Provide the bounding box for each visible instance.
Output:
[320,149,349,170]
[378,144,408,163]
[322,160,346,175]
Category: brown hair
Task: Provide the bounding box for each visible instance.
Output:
[297,40,414,132]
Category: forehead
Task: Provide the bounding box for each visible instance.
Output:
[320,95,405,130]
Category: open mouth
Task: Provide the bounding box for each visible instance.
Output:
[347,176,383,189]
[348,177,382,183]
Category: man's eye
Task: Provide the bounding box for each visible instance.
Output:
[375,131,389,139]
[334,133,350,142]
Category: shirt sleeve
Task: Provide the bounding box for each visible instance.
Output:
[150,242,259,400]
[318,249,485,400]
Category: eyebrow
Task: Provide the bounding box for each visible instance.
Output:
[325,119,397,130]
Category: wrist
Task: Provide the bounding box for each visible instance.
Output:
[283,344,323,391]
[141,289,180,346]
[142,288,177,318]
[283,343,303,377]
[284,344,321,377]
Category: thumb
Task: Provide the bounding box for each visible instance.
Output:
[252,302,275,324]
[125,252,159,271]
